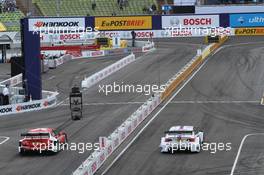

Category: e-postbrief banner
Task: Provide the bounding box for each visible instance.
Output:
[235,27,264,36]
[95,16,152,30]
[230,13,264,27]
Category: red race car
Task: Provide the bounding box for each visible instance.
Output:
[18,128,67,154]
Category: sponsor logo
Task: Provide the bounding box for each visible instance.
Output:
[183,18,212,26]
[34,21,80,28]
[135,31,154,38]
[60,34,81,40]
[95,16,152,30]
[235,28,264,35]
[0,107,12,114]
[16,103,41,112]
[91,51,104,57]
[230,13,264,27]
[162,15,219,28]
[29,18,85,32]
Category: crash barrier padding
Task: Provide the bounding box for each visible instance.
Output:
[0,90,58,116]
[81,41,155,88]
[44,54,73,69]
[0,73,22,87]
[161,35,228,100]
[81,53,135,89]
[72,94,161,175]
[142,42,155,53]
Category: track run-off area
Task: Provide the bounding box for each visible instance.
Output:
[1,36,264,175]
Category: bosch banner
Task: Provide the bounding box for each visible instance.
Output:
[28,18,85,31]
[230,13,264,27]
[95,16,152,30]
[235,28,264,35]
[162,15,219,28]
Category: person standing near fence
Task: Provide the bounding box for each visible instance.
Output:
[3,84,9,105]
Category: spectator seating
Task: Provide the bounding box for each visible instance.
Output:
[34,0,158,16]
[0,11,24,31]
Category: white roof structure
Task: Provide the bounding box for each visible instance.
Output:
[0,32,20,44]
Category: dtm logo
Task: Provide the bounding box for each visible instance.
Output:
[34,21,80,28]
[170,17,180,26]
[16,103,41,112]
[238,17,245,24]
[0,107,12,114]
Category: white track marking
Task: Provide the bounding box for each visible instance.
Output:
[101,48,211,175]
[170,100,259,104]
[230,133,264,175]
[0,136,10,145]
[60,101,144,106]
[225,41,264,48]
[47,75,56,81]
[57,98,68,106]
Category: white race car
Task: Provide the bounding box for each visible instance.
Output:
[160,126,204,153]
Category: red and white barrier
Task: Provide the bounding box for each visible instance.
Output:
[81,53,136,88]
[142,41,155,53]
[73,94,161,175]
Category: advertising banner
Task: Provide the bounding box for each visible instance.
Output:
[95,16,152,30]
[28,18,85,32]
[235,28,264,36]
[162,15,219,28]
[0,94,57,116]
[230,13,264,27]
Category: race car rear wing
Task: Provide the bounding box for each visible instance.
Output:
[164,131,193,134]
[21,133,50,137]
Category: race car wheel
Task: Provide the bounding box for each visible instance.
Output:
[19,148,26,155]
[63,134,68,144]
[53,140,60,152]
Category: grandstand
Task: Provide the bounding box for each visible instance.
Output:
[33,0,158,16]
[0,10,24,31]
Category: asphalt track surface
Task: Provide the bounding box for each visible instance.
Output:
[0,38,202,175]
[103,36,264,175]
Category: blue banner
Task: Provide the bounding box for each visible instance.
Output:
[230,13,264,27]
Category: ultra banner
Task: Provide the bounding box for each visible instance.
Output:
[230,13,264,27]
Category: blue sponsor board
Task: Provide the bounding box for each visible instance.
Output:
[230,13,264,27]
